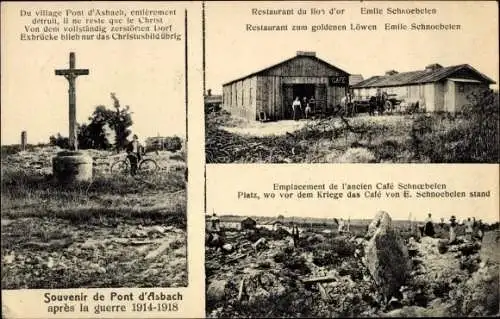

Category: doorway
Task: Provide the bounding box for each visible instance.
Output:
[293,84,315,101]
[283,84,316,120]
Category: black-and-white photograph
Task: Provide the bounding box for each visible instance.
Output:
[1,10,187,288]
[205,206,499,318]
[204,2,499,164]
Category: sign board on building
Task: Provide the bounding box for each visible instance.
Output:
[328,76,347,86]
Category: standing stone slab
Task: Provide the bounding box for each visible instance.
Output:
[21,131,27,151]
[364,211,410,300]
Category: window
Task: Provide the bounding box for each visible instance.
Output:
[458,83,464,93]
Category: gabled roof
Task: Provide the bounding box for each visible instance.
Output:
[223,54,349,86]
[349,74,364,86]
[241,216,256,223]
[352,64,495,88]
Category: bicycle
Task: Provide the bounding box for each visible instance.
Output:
[110,153,159,175]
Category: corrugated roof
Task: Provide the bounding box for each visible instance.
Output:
[352,64,495,88]
[223,54,349,86]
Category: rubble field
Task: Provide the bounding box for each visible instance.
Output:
[2,217,187,289]
[206,215,499,318]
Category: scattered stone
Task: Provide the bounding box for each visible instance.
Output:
[437,239,449,254]
[81,241,98,250]
[252,238,267,251]
[222,244,233,252]
[207,280,228,303]
[46,257,54,269]
[148,226,167,236]
[248,287,270,307]
[131,229,148,238]
[145,241,171,260]
[364,211,410,300]
[3,252,15,264]
[458,242,481,256]
[1,220,14,227]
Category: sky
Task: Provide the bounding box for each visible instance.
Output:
[207,165,500,224]
[1,2,186,146]
[205,1,499,94]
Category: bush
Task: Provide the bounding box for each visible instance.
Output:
[409,90,499,163]
[49,133,70,149]
[330,237,356,257]
[283,255,310,275]
[313,251,339,267]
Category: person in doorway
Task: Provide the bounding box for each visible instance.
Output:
[301,97,308,118]
[126,134,142,176]
[292,97,301,121]
[308,96,316,117]
[304,101,312,119]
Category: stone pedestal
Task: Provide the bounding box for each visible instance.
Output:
[52,151,93,183]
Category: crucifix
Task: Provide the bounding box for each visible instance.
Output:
[55,52,89,151]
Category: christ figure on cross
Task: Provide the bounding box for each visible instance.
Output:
[55,52,89,151]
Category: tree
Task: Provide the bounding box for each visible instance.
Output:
[49,133,70,149]
[109,93,133,150]
[76,93,133,150]
[163,136,183,152]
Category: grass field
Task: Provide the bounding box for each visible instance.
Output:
[1,147,187,289]
[206,104,499,164]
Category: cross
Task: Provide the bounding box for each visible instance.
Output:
[55,52,89,151]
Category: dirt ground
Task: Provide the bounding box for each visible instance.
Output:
[1,146,187,289]
[221,120,310,137]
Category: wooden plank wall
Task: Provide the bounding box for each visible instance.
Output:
[222,77,257,121]
[225,56,350,121]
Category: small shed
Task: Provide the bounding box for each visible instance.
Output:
[222,51,350,121]
[351,63,495,112]
[240,217,257,230]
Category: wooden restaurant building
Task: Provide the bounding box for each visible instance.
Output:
[221,51,350,121]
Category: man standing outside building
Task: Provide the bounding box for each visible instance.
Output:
[126,134,142,176]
